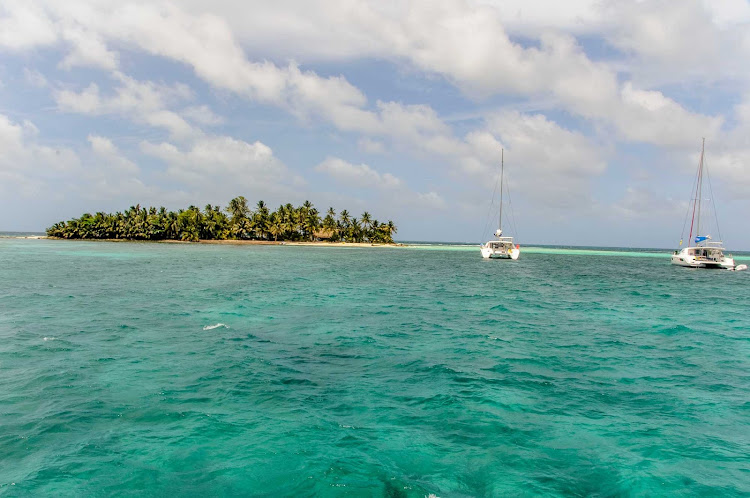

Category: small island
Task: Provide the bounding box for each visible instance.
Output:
[46,197,397,244]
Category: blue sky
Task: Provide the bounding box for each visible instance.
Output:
[1,0,749,248]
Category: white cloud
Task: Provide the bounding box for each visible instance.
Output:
[59,25,118,70]
[376,101,451,140]
[0,1,57,51]
[703,0,750,26]
[736,94,750,125]
[0,114,150,211]
[56,2,371,130]
[55,73,191,115]
[173,0,388,61]
[611,187,684,220]
[143,110,195,139]
[487,0,750,83]
[0,114,80,193]
[683,95,750,200]
[599,0,750,85]
[414,191,446,210]
[484,110,608,207]
[217,2,719,148]
[606,1,716,64]
[697,138,750,200]
[80,135,149,201]
[16,0,726,153]
[358,137,386,154]
[314,156,447,213]
[283,62,370,125]
[140,135,298,199]
[486,112,607,178]
[709,149,750,199]
[55,73,198,139]
[315,157,402,190]
[55,82,101,113]
[182,105,224,126]
[88,134,139,175]
[614,83,723,146]
[358,3,718,147]
[480,0,605,35]
[0,115,150,218]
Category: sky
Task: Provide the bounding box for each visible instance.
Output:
[1,0,749,248]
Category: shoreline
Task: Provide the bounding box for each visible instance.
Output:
[8,237,749,257]
[36,236,406,248]
[188,239,405,247]
[0,235,47,239]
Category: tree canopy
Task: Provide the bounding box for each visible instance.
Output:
[46,197,397,243]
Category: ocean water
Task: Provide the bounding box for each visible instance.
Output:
[1,239,748,497]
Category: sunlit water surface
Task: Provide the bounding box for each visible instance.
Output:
[1,238,748,496]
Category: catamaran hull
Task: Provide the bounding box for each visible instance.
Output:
[481,246,520,260]
[671,250,735,269]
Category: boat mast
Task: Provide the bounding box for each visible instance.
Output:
[498,148,504,233]
[688,139,705,246]
[696,138,705,243]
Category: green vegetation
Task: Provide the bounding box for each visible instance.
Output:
[46,197,397,243]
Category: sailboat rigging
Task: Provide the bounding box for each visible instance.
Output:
[481,148,520,260]
[671,139,742,270]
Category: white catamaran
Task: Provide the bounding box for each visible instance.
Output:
[671,139,744,270]
[481,149,520,260]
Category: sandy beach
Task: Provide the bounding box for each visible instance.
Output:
[39,236,405,247]
[188,239,405,247]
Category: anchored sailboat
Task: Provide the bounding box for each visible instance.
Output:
[671,139,741,270]
[481,149,520,260]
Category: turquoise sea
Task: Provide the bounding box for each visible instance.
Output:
[1,238,748,496]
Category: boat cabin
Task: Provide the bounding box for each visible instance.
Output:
[487,237,515,250]
[687,246,724,260]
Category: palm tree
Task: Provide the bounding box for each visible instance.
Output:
[304,208,321,241]
[233,217,252,239]
[178,208,200,241]
[227,196,250,219]
[254,200,269,239]
[386,220,397,243]
[322,207,338,241]
[339,209,350,227]
[268,212,282,241]
[166,211,179,239]
[360,211,372,241]
[46,197,396,244]
[348,217,362,242]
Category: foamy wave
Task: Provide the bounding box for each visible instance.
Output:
[43,337,56,341]
[203,323,228,330]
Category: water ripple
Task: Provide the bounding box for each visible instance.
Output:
[0,239,748,495]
